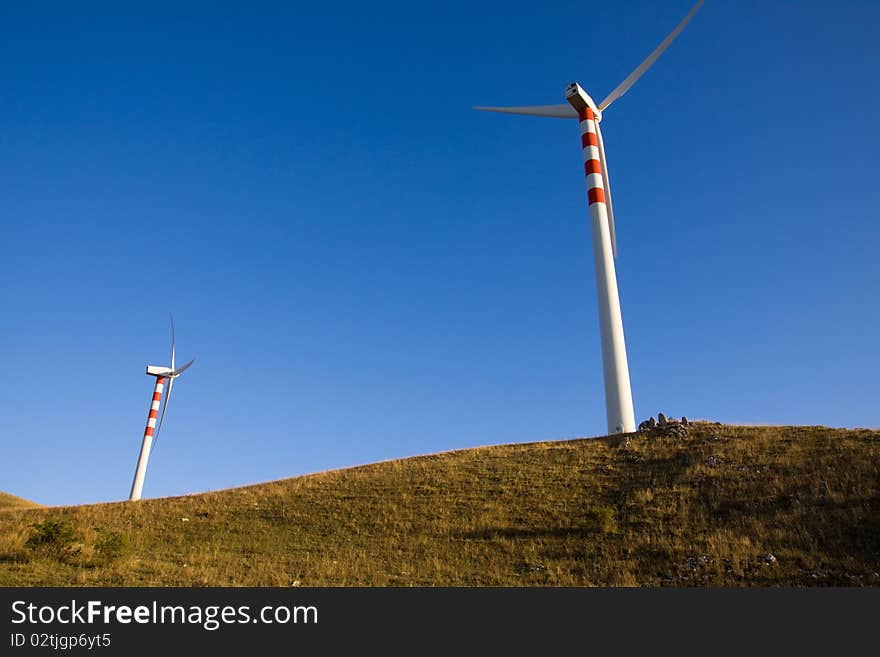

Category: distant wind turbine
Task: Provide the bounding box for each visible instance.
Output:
[475,1,704,434]
[129,316,195,501]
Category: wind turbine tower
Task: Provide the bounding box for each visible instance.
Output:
[475,1,703,434]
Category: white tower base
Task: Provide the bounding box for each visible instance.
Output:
[588,202,636,434]
[129,437,153,502]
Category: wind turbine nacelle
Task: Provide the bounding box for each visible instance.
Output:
[565,83,601,118]
[146,365,174,377]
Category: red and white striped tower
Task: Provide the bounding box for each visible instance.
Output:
[572,96,635,434]
[129,376,166,501]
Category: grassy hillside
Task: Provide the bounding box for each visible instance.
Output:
[0,491,41,510]
[1,423,878,586]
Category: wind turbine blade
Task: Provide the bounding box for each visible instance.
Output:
[154,376,173,449]
[598,0,704,111]
[594,122,617,258]
[169,314,176,372]
[473,104,578,119]
[168,358,195,377]
[153,358,193,449]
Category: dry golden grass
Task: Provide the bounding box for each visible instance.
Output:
[1,423,878,586]
[0,491,42,510]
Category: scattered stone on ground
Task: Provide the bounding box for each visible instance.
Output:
[665,423,688,438]
[685,554,713,570]
[515,562,546,575]
[637,413,690,438]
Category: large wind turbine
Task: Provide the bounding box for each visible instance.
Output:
[475,1,703,434]
[129,317,194,501]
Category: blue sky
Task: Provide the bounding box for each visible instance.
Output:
[2,1,878,505]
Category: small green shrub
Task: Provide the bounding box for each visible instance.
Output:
[95,531,131,561]
[24,520,79,557]
[587,506,619,535]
